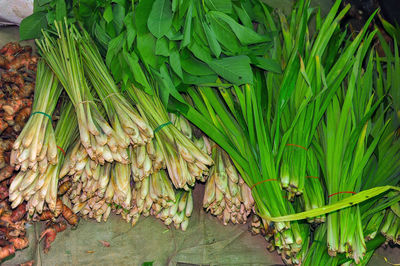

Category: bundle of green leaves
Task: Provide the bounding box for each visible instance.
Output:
[21,0,282,106]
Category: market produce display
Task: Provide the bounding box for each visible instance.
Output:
[0,0,398,264]
[0,42,36,260]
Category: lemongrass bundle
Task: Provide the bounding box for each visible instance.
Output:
[36,21,123,164]
[10,101,78,215]
[129,143,163,183]
[78,30,153,148]
[128,86,213,190]
[66,161,129,223]
[11,60,62,172]
[381,209,400,245]
[153,190,193,231]
[133,170,175,216]
[110,162,132,209]
[203,144,254,225]
[170,114,210,182]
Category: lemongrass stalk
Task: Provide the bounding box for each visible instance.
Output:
[78,30,153,146]
[11,60,62,172]
[36,21,121,164]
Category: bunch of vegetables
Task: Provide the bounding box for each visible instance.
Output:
[203,143,254,225]
[11,0,400,264]
[14,21,208,236]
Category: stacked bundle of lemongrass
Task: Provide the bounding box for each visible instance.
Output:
[152,189,193,231]
[127,86,213,190]
[381,208,400,245]
[203,143,254,225]
[10,60,61,173]
[36,23,134,165]
[170,114,210,183]
[79,30,153,149]
[10,99,77,215]
[8,60,77,214]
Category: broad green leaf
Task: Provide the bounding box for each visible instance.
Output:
[155,37,170,56]
[208,11,271,45]
[112,0,127,7]
[152,64,185,106]
[192,19,209,48]
[124,12,136,49]
[202,21,221,57]
[206,13,242,54]
[135,0,154,34]
[46,10,56,25]
[181,0,193,48]
[19,12,48,40]
[172,0,178,12]
[178,0,192,19]
[147,0,173,38]
[137,33,158,69]
[103,5,113,23]
[106,33,125,67]
[204,0,232,13]
[172,9,183,31]
[188,39,212,63]
[38,0,52,6]
[55,0,66,21]
[250,56,282,73]
[169,50,183,79]
[123,51,152,94]
[94,23,111,49]
[233,3,253,29]
[166,27,183,40]
[182,72,218,85]
[181,52,214,75]
[111,53,123,82]
[208,55,253,85]
[113,4,126,35]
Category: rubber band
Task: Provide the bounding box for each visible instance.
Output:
[103,92,120,101]
[57,145,66,156]
[285,143,307,151]
[250,179,278,190]
[31,111,52,122]
[154,121,172,133]
[328,191,356,198]
[305,176,319,179]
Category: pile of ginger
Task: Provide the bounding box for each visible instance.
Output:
[0,42,36,261]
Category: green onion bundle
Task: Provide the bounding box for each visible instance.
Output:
[11,60,62,172]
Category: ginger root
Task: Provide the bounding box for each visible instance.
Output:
[39,221,67,253]
[0,244,15,260]
[9,237,28,250]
